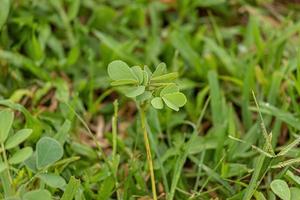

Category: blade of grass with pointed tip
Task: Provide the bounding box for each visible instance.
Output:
[61,176,80,200]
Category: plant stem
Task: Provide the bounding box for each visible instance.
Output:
[1,143,13,197]
[112,100,118,158]
[140,106,157,200]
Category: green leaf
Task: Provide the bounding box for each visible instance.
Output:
[142,70,149,85]
[36,137,64,169]
[61,176,81,200]
[151,72,178,82]
[0,163,7,173]
[152,62,167,77]
[5,129,32,149]
[291,187,300,200]
[160,84,179,96]
[131,66,144,84]
[270,179,290,200]
[0,0,10,30]
[111,79,138,86]
[39,173,66,188]
[122,86,145,98]
[8,147,33,164]
[24,153,37,172]
[151,97,164,109]
[0,109,14,143]
[23,189,52,200]
[162,92,187,111]
[107,60,136,81]
[136,91,152,102]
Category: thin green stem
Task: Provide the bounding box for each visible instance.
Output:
[112,100,118,158]
[140,106,157,200]
[1,143,13,197]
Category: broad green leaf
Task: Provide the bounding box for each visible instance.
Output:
[0,109,14,143]
[8,147,33,164]
[36,137,63,169]
[291,187,300,200]
[270,179,290,200]
[39,173,66,188]
[0,163,7,173]
[131,66,144,84]
[107,60,136,81]
[151,97,164,109]
[111,79,138,86]
[152,62,167,77]
[0,0,10,30]
[162,92,187,111]
[5,129,32,149]
[122,86,145,98]
[160,84,179,96]
[61,176,81,200]
[151,72,178,82]
[23,189,52,200]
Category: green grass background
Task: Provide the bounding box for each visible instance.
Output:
[1,0,300,199]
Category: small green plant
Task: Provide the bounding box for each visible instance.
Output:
[107,60,187,199]
[0,108,68,199]
[0,109,33,197]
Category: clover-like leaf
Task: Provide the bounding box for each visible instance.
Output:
[120,86,145,98]
[0,109,14,143]
[151,72,178,82]
[152,63,167,78]
[162,92,187,111]
[5,129,32,149]
[151,97,164,109]
[36,137,63,169]
[9,147,33,165]
[160,84,179,96]
[23,189,52,200]
[108,60,137,81]
[271,179,290,200]
[39,173,66,188]
[131,66,144,84]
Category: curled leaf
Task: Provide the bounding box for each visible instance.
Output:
[151,97,164,109]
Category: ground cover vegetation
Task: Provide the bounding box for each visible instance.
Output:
[1,0,300,199]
